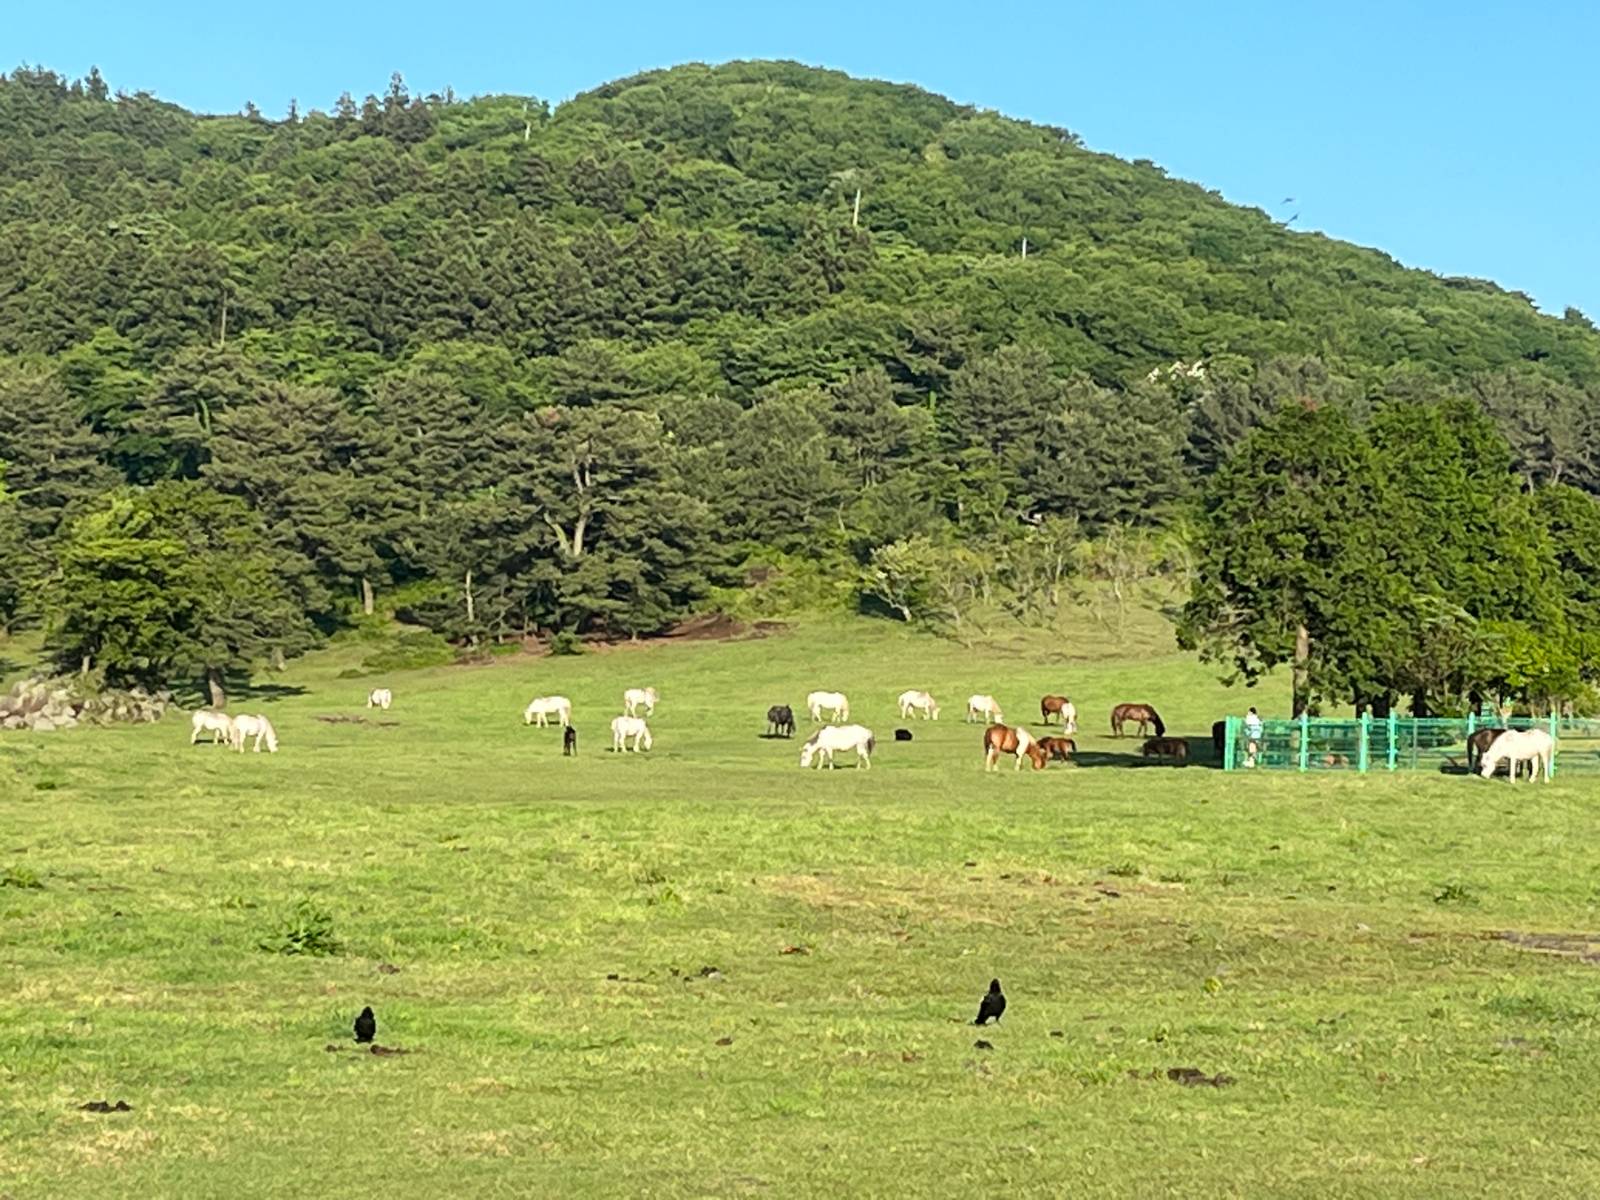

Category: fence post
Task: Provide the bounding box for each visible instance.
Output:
[1223,715,1236,772]
[1550,711,1559,779]
[1466,711,1476,738]
[1298,711,1309,772]
[1386,712,1398,771]
[1358,712,1370,773]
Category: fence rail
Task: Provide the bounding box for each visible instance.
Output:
[1222,713,1600,776]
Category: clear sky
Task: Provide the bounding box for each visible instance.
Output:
[9,1,1596,317]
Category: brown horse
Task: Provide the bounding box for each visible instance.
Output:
[1467,727,1517,775]
[984,723,1047,772]
[1040,695,1076,728]
[1112,703,1165,738]
[1038,735,1076,763]
[1141,736,1187,762]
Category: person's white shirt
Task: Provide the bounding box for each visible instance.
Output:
[1243,711,1263,739]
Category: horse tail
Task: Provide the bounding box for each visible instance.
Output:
[1152,711,1165,737]
[866,735,876,756]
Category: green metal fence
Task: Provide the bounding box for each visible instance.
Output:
[1222,713,1600,775]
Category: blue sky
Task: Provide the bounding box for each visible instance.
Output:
[10,1,1596,317]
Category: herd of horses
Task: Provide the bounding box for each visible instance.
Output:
[188,677,1558,783]
[188,709,280,753]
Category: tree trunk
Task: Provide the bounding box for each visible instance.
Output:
[80,654,92,678]
[361,576,375,617]
[206,666,226,710]
[1292,623,1311,717]
[464,568,475,625]
[271,647,286,672]
[1410,690,1430,718]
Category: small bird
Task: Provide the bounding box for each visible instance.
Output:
[354,1006,376,1043]
[974,979,1006,1025]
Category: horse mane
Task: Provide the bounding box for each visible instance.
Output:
[1151,710,1165,737]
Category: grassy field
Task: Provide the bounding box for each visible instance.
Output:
[3,615,1600,1197]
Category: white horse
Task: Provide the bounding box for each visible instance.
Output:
[898,689,939,720]
[231,713,278,753]
[190,710,235,747]
[967,694,1003,724]
[367,687,393,710]
[1480,728,1554,782]
[806,690,849,722]
[799,724,875,770]
[524,695,572,727]
[623,686,658,717]
[611,715,653,752]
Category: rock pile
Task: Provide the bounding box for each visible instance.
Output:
[0,677,172,732]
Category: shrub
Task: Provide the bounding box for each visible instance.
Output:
[259,899,341,956]
[549,631,583,656]
[0,865,43,889]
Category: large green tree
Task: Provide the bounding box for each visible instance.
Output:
[46,483,310,703]
[1179,402,1394,714]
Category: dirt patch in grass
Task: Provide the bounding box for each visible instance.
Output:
[1493,930,1600,965]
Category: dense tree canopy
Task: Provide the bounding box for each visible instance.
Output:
[2,60,1599,702]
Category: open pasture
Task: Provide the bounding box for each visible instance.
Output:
[3,620,1600,1197]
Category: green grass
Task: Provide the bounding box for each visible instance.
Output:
[3,614,1600,1197]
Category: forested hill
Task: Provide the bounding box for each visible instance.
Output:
[3,60,1600,691]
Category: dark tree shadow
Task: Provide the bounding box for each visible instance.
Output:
[1071,739,1221,770]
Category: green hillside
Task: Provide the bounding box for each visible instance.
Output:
[1,60,1598,694]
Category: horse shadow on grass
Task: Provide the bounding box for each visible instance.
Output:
[1072,738,1222,770]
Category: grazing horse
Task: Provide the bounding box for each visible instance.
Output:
[894,728,913,742]
[563,725,578,757]
[799,724,875,770]
[806,690,849,722]
[1466,727,1507,774]
[366,688,392,711]
[1040,695,1077,731]
[190,710,235,747]
[623,687,658,717]
[231,713,278,753]
[984,723,1046,772]
[1141,736,1187,763]
[898,689,940,720]
[1480,728,1554,782]
[1038,735,1076,763]
[1111,703,1165,738]
[610,715,653,753]
[523,695,572,727]
[967,694,1004,724]
[766,705,796,738]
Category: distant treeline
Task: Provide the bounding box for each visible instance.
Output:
[1,62,1599,708]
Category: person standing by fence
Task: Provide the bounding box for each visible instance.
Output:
[1243,707,1263,767]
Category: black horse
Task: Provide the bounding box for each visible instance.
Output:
[767,705,796,738]
[563,725,578,756]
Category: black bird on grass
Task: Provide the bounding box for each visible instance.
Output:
[354,1006,376,1043]
[974,979,1006,1025]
